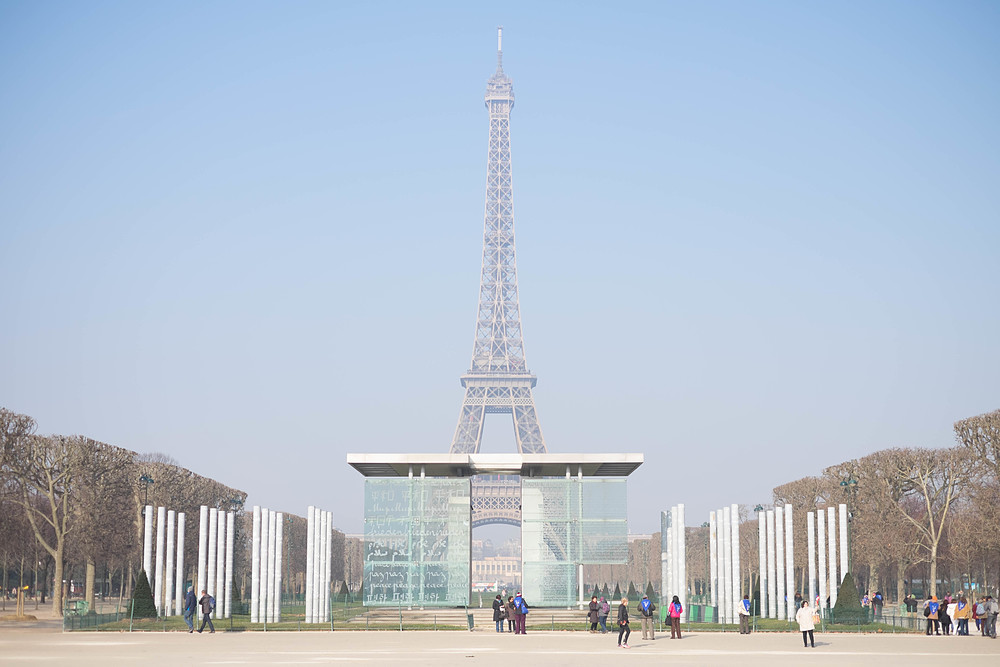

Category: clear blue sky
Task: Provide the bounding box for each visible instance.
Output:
[2,1,997,535]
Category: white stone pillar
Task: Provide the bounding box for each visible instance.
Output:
[215,510,226,618]
[827,506,838,608]
[225,511,235,619]
[838,503,849,583]
[708,511,718,610]
[766,510,777,618]
[305,506,314,623]
[176,512,186,615]
[251,506,261,624]
[154,506,165,614]
[260,507,270,622]
[664,509,673,603]
[721,505,731,624]
[660,511,669,607]
[807,510,817,616]
[757,510,767,617]
[274,513,284,622]
[165,510,175,616]
[143,505,154,580]
[197,505,208,596]
[774,505,785,620]
[207,508,218,607]
[730,503,740,625]
[784,504,794,620]
[267,510,277,622]
[817,508,827,616]
[677,504,686,621]
[322,510,331,622]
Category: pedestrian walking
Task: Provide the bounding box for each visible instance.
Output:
[637,594,656,640]
[197,589,215,634]
[986,596,999,638]
[616,597,631,648]
[667,595,683,639]
[598,596,610,633]
[182,585,197,633]
[588,595,600,633]
[493,594,505,633]
[738,593,752,634]
[796,600,816,648]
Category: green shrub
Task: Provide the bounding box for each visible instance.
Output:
[831,572,866,623]
[129,570,157,618]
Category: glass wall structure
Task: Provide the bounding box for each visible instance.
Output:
[521,478,627,606]
[363,478,471,606]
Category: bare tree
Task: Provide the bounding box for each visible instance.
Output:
[954,408,1000,480]
[3,434,76,615]
[882,447,975,597]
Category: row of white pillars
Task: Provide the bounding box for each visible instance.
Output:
[305,506,333,624]
[191,506,235,618]
[250,507,284,623]
[757,503,849,619]
[709,504,740,623]
[141,506,187,615]
[661,505,686,621]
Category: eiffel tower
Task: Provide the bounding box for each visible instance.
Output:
[452,28,544,527]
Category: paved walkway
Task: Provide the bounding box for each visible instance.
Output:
[1,626,997,666]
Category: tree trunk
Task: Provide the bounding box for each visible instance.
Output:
[52,544,64,617]
[929,543,938,598]
[85,558,96,610]
[2,555,6,611]
[896,566,905,610]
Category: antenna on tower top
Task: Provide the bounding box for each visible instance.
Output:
[496,25,504,73]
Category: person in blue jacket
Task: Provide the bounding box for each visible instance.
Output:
[183,585,197,633]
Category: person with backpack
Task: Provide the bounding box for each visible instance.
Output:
[512,592,529,635]
[197,589,215,633]
[924,595,940,635]
[975,597,986,635]
[986,596,999,638]
[598,596,610,633]
[953,596,970,635]
[637,594,656,640]
[616,597,631,648]
[668,595,683,639]
[182,585,197,633]
[738,594,752,634]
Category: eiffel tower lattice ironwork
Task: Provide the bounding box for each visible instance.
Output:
[452,28,544,527]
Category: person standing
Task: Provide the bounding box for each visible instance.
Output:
[512,592,528,635]
[182,585,197,633]
[598,596,610,633]
[493,594,505,633]
[873,591,884,621]
[668,595,683,639]
[986,596,999,638]
[616,597,631,648]
[954,596,970,635]
[637,594,656,640]
[197,589,215,634]
[940,598,952,635]
[796,600,816,648]
[588,595,600,633]
[924,595,940,635]
[505,596,516,633]
[738,594,752,634]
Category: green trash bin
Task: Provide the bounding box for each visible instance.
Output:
[467,613,475,631]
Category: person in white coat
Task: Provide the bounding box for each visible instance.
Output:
[796,600,816,648]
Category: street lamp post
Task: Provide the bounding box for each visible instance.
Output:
[139,474,154,506]
[839,478,858,575]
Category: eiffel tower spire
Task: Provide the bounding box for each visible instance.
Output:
[451,29,546,456]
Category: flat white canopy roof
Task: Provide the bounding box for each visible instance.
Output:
[346,453,643,478]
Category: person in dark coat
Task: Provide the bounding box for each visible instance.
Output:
[616,597,631,648]
[505,596,516,633]
[183,585,197,632]
[588,596,600,632]
[197,589,215,633]
[492,594,505,633]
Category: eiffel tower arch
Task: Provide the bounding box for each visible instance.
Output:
[451,28,542,527]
